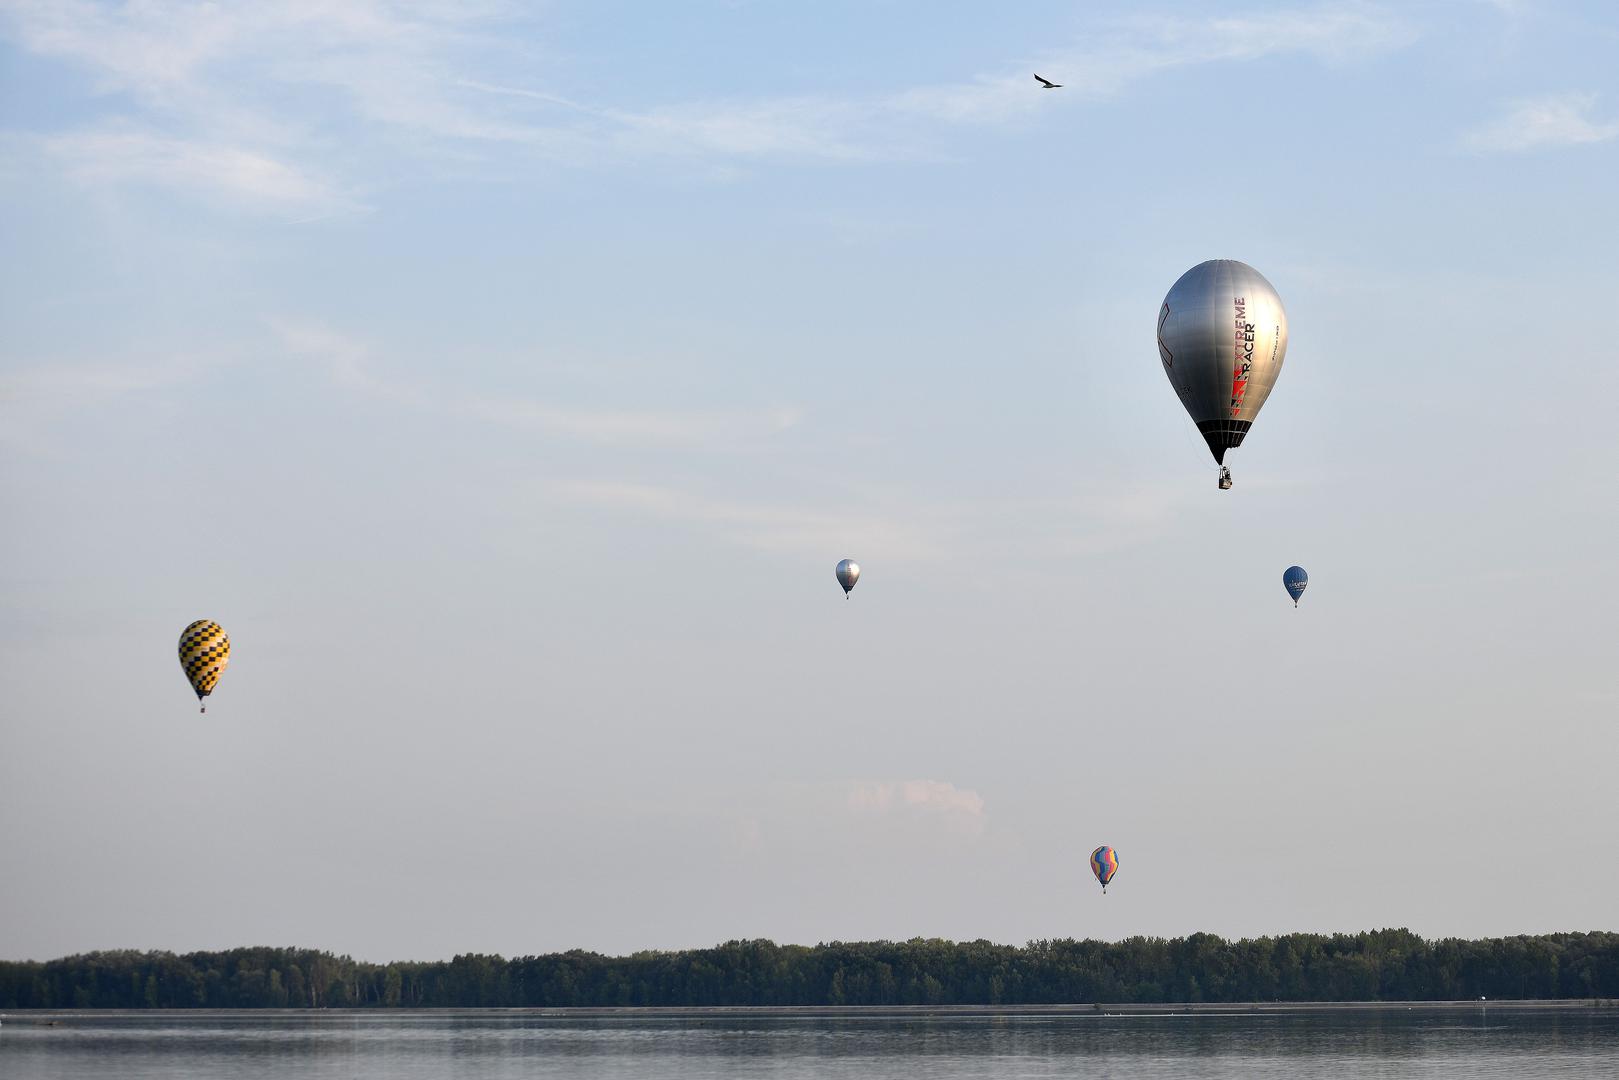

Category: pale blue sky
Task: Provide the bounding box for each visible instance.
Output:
[2,1,1617,962]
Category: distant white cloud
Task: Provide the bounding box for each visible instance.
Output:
[847,780,987,835]
[1464,94,1619,153]
[848,779,985,817]
[724,779,990,855]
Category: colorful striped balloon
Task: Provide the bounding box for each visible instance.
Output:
[1090,845,1119,892]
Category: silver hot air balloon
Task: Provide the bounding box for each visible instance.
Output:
[835,558,860,598]
[1156,260,1288,489]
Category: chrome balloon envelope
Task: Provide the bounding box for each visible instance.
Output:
[1156,260,1288,476]
[835,558,860,598]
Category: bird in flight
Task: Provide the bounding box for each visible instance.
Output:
[1034,74,1062,89]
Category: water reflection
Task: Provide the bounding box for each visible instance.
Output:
[2,1009,1615,1079]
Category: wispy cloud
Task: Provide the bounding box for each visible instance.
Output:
[275,321,801,449]
[1464,93,1619,153]
[848,779,985,817]
[0,1,508,115]
[458,396,801,446]
[550,463,1211,569]
[1,1,1419,205]
[727,778,990,853]
[273,321,428,407]
[0,351,224,456]
[610,97,905,163]
[0,353,220,401]
[847,779,987,835]
[0,0,524,208]
[550,472,1189,567]
[892,2,1414,125]
[553,478,942,561]
[611,2,1415,155]
[47,129,347,211]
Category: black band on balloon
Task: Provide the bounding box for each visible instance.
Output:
[1196,419,1252,463]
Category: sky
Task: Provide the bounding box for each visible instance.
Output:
[2,0,1617,964]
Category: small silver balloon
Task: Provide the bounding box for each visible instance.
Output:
[835,558,860,598]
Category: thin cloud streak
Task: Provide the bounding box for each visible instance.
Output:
[46,129,349,212]
[0,353,226,457]
[455,80,592,111]
[0,357,214,400]
[607,2,1415,156]
[276,321,802,449]
[610,97,906,163]
[458,396,802,445]
[848,779,985,818]
[847,780,987,837]
[550,474,1190,568]
[1464,93,1619,152]
[725,779,991,855]
[891,2,1415,125]
[552,479,945,562]
[0,0,541,204]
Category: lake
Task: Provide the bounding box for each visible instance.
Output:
[3,1007,1617,1078]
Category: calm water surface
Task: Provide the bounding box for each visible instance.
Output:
[2,1008,1616,1078]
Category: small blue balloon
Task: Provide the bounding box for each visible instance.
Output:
[1283,566,1308,607]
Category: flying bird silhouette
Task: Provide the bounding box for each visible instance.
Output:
[1034,74,1062,89]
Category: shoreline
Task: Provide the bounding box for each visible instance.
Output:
[5,1000,1617,1020]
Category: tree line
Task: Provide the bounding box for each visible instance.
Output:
[3,930,1616,1009]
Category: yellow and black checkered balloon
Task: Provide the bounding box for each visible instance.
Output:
[178,619,230,711]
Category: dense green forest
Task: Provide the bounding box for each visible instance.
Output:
[3,931,1616,1009]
